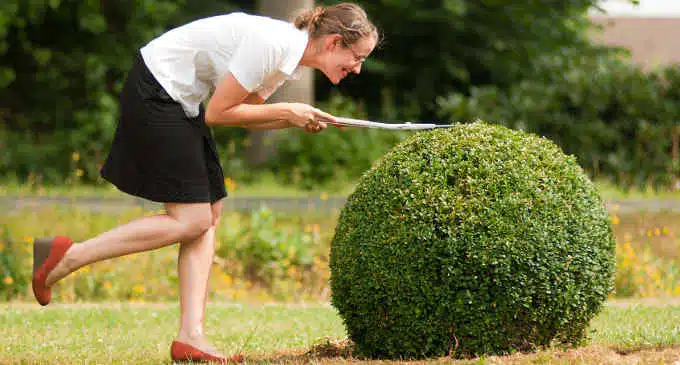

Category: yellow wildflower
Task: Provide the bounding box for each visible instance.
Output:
[24,236,34,244]
[75,169,84,177]
[3,276,13,285]
[133,285,145,294]
[320,192,328,201]
[104,281,112,289]
[654,228,661,236]
[224,178,237,192]
[610,215,619,225]
[72,152,80,161]
[221,274,233,286]
[286,266,298,277]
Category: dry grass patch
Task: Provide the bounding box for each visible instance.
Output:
[245,343,680,364]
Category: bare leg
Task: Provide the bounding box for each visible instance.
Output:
[45,203,213,286]
[175,200,223,355]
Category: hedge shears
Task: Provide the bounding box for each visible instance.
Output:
[321,116,455,130]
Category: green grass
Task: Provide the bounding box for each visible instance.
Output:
[594,179,680,200]
[2,300,680,364]
[2,177,680,200]
[1,302,346,364]
[0,172,358,198]
[590,303,680,348]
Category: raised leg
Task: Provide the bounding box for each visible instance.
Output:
[45,202,213,286]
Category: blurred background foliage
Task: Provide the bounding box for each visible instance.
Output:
[2,206,680,302]
[2,0,678,191]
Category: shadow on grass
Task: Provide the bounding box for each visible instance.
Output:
[248,342,680,365]
[249,338,357,364]
[248,339,468,364]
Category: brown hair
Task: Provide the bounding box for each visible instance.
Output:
[294,3,379,46]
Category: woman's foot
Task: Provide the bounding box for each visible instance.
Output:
[171,341,245,363]
[172,333,243,363]
[174,334,222,358]
[32,236,73,306]
[171,340,225,363]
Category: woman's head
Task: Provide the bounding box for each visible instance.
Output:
[295,3,379,84]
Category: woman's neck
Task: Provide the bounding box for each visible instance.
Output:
[299,36,324,69]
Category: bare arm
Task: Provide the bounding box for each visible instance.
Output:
[238,93,289,130]
[205,73,336,130]
[236,93,290,130]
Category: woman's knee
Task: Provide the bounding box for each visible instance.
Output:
[180,212,213,239]
[165,203,214,239]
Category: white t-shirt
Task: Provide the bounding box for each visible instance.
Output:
[140,12,309,117]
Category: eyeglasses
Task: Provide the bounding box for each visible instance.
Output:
[343,41,367,65]
[349,47,366,64]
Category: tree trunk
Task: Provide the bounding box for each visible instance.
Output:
[246,0,315,167]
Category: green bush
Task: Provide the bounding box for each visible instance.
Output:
[0,206,333,302]
[322,0,600,120]
[330,122,616,359]
[0,0,242,184]
[438,51,680,190]
[0,224,29,300]
[216,207,315,285]
[270,92,408,189]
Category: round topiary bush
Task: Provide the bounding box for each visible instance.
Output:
[330,122,615,359]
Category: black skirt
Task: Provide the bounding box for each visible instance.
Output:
[101,52,227,203]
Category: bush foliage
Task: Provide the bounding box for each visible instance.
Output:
[0,0,245,184]
[3,203,680,303]
[438,52,680,190]
[330,123,616,358]
[5,0,655,191]
[323,0,601,121]
[0,206,332,302]
[269,92,409,188]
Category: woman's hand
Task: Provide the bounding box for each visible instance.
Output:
[284,103,337,133]
[206,73,342,133]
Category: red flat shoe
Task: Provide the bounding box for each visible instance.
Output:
[170,341,244,363]
[32,236,73,306]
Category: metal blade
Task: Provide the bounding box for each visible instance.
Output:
[327,117,453,130]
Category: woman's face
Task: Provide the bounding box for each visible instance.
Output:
[319,35,377,84]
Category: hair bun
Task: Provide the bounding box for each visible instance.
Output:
[294,7,324,32]
[293,3,378,46]
[310,7,325,23]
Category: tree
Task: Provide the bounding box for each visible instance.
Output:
[245,0,315,167]
[320,0,605,121]
[0,0,239,182]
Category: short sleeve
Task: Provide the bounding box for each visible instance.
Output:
[255,71,288,100]
[228,34,279,92]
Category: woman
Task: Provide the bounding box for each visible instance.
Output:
[31,3,378,363]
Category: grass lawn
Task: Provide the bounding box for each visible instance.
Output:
[4,177,680,200]
[0,173,357,199]
[2,300,680,364]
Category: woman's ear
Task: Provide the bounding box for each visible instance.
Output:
[325,34,343,51]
